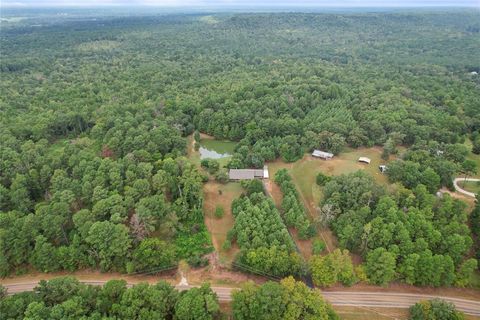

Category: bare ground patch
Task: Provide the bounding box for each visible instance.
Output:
[203,181,243,264]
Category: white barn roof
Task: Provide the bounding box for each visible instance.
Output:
[358,157,371,164]
[263,166,269,179]
[312,150,333,159]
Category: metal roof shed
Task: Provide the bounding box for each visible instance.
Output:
[312,150,334,160]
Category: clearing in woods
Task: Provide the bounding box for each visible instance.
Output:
[267,147,399,260]
[203,181,243,264]
[187,133,242,265]
[458,180,480,195]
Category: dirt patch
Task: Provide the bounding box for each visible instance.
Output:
[263,179,283,208]
[187,265,267,287]
[203,181,243,264]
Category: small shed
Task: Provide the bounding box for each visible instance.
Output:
[312,150,333,160]
[358,157,371,164]
[379,165,387,173]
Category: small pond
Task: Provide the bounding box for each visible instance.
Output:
[199,139,237,159]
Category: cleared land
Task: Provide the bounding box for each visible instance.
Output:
[458,180,480,195]
[188,133,241,264]
[203,181,243,264]
[267,146,394,257]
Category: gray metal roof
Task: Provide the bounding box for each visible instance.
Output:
[229,169,264,180]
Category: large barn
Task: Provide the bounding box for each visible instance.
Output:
[229,166,269,181]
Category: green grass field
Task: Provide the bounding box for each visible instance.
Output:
[268,146,392,208]
[458,180,480,195]
[203,181,244,263]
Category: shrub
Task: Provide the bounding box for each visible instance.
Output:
[309,249,356,287]
[214,206,224,219]
[312,239,326,255]
[187,255,209,268]
[215,169,229,183]
[316,172,331,186]
[409,299,464,320]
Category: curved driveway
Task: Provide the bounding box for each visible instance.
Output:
[453,177,480,198]
[3,281,480,316]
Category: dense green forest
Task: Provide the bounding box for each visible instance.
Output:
[320,171,477,286]
[228,190,304,278]
[0,276,338,319]
[0,8,479,284]
[0,277,221,319]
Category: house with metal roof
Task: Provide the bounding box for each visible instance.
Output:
[229,166,269,181]
[312,150,333,160]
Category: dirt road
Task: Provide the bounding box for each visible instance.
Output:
[3,281,480,316]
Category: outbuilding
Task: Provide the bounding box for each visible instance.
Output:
[312,150,333,160]
[358,157,371,164]
[379,165,387,173]
[229,166,269,181]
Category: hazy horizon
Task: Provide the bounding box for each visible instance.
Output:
[2,0,479,8]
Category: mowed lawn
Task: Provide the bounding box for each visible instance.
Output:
[458,180,480,195]
[267,147,393,256]
[203,181,243,264]
[268,146,391,213]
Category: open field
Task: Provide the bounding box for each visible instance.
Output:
[458,180,480,195]
[268,146,393,207]
[267,146,394,256]
[203,181,243,264]
[188,133,243,265]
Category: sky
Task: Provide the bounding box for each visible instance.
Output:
[1,0,479,7]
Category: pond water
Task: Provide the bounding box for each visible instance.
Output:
[199,139,236,159]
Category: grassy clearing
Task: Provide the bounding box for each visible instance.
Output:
[458,180,480,195]
[187,134,241,264]
[203,181,243,264]
[267,146,392,256]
